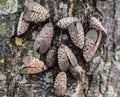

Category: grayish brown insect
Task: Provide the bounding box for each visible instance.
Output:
[34,23,54,54]
[90,17,107,39]
[64,45,78,67]
[68,21,84,49]
[23,1,50,23]
[54,72,67,96]
[58,44,78,71]
[17,12,29,36]
[45,47,57,68]
[19,56,47,74]
[83,29,102,62]
[58,44,70,71]
[69,65,85,81]
[57,17,79,29]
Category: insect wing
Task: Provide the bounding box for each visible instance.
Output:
[34,23,53,54]
[90,17,107,38]
[54,72,67,96]
[57,17,79,29]
[68,22,84,49]
[58,44,69,71]
[64,45,78,67]
[45,47,57,68]
[17,12,29,35]
[23,1,50,22]
[20,56,47,74]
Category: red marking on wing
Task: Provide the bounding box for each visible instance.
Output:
[27,66,36,68]
[93,34,99,48]
[31,10,40,14]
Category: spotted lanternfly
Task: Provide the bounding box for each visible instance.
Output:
[23,1,50,22]
[68,21,84,49]
[58,44,78,71]
[90,17,107,39]
[17,12,29,36]
[58,44,70,71]
[54,72,67,96]
[56,17,79,29]
[83,30,102,62]
[34,23,53,54]
[69,65,85,80]
[64,45,78,67]
[19,56,47,74]
[45,47,57,68]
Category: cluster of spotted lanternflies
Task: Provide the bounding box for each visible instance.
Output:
[17,1,107,96]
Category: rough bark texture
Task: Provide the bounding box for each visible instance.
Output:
[0,0,120,97]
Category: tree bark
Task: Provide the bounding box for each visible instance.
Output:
[0,0,119,97]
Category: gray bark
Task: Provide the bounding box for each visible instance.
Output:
[0,0,120,97]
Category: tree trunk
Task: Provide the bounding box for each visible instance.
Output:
[0,0,119,97]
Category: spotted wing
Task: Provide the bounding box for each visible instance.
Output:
[34,23,53,54]
[20,56,47,74]
[45,47,57,68]
[17,12,29,36]
[90,17,107,38]
[57,17,79,29]
[64,45,78,67]
[68,21,84,49]
[58,44,70,71]
[23,1,50,22]
[54,72,67,96]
